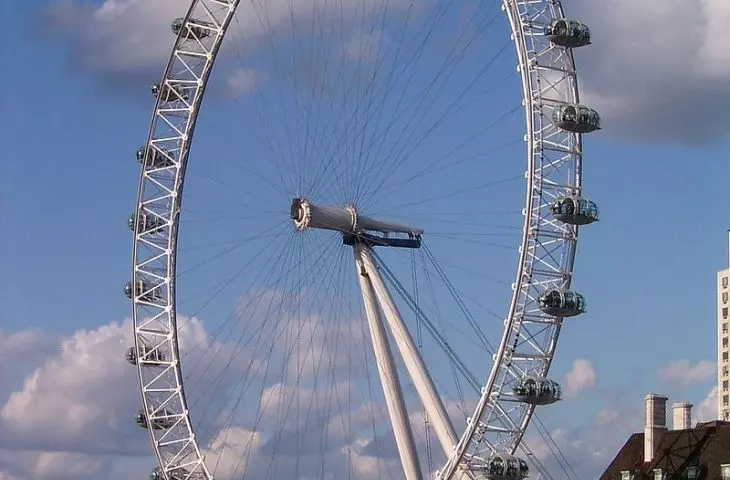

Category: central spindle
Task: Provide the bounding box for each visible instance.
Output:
[290,198,423,247]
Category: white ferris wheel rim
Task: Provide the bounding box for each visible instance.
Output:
[129,1,593,479]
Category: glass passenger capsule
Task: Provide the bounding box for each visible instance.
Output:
[151,82,188,102]
[136,146,174,168]
[171,17,213,39]
[544,18,591,48]
[124,280,160,302]
[482,454,529,480]
[150,466,190,480]
[135,409,175,430]
[126,344,166,365]
[512,376,562,405]
[538,289,585,317]
[550,196,599,225]
[552,104,601,133]
[127,213,165,234]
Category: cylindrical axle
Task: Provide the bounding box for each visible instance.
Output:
[291,198,423,236]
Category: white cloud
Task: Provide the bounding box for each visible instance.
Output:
[0,329,57,359]
[204,426,263,480]
[657,359,715,388]
[3,310,696,480]
[695,386,718,423]
[43,0,184,74]
[0,315,246,457]
[344,32,388,64]
[43,0,730,143]
[525,383,726,478]
[572,0,730,143]
[43,0,413,79]
[595,408,619,428]
[1,311,613,480]
[0,448,110,480]
[33,452,108,480]
[563,359,596,400]
[226,68,263,96]
[523,406,643,479]
[0,320,142,454]
[695,0,730,77]
[0,310,402,480]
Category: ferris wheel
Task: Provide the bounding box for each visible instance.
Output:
[126,1,600,479]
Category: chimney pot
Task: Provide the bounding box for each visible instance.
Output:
[644,394,668,463]
[671,402,692,430]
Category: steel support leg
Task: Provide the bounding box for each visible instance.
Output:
[358,247,459,455]
[354,245,423,480]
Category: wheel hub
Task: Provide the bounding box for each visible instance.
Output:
[290,197,423,238]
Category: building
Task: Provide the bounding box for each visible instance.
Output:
[718,232,729,421]
[600,394,730,480]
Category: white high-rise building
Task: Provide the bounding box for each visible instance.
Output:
[718,232,730,421]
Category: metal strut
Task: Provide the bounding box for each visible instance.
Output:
[355,244,423,480]
[358,247,459,455]
[357,246,474,480]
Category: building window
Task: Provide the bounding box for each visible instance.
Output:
[724,365,729,376]
[725,352,729,362]
[653,469,665,480]
[725,337,729,348]
[724,322,729,334]
[724,395,729,406]
[725,380,729,390]
[724,307,729,319]
[684,465,699,480]
[721,464,730,480]
[724,276,729,288]
[724,292,729,304]
[621,471,635,480]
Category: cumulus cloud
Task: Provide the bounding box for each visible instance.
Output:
[41,0,730,144]
[226,68,263,96]
[0,319,145,455]
[42,0,730,144]
[0,329,58,360]
[695,386,719,423]
[572,0,730,143]
[42,0,412,88]
[526,385,725,478]
[1,306,615,480]
[0,436,111,480]
[205,426,264,479]
[344,32,389,64]
[33,452,108,480]
[595,408,620,428]
[0,314,250,479]
[523,389,653,479]
[1,309,679,480]
[41,0,185,76]
[0,302,409,480]
[563,359,596,400]
[657,359,715,388]
[0,287,629,480]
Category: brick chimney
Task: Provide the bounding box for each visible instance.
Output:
[671,402,692,430]
[644,394,668,463]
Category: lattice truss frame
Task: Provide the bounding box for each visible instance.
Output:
[132,1,238,479]
[437,0,584,477]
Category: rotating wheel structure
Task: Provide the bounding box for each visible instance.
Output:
[128,1,601,479]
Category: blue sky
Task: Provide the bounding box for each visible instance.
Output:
[2,1,729,479]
